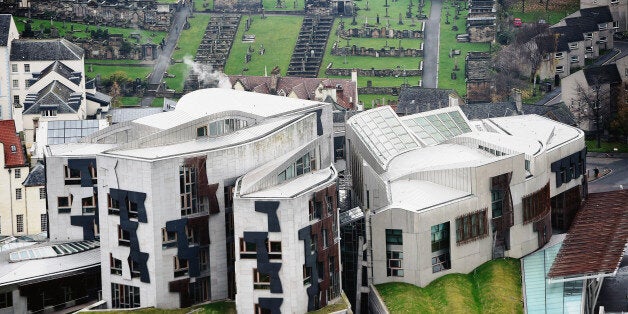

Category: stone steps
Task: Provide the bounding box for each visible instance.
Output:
[193,14,241,71]
[287,16,334,77]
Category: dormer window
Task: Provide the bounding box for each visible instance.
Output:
[570,55,579,63]
[586,46,594,53]
[196,126,207,137]
[584,33,593,40]
[554,52,564,59]
[612,21,619,29]
[42,110,57,117]
[10,145,16,153]
[598,23,607,30]
[568,43,578,50]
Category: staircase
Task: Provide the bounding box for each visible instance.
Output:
[287,16,334,77]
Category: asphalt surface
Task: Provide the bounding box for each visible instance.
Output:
[421,0,442,88]
[140,3,192,106]
[586,156,628,193]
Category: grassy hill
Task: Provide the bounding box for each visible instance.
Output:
[375,258,523,314]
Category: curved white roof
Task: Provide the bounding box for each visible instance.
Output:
[175,88,323,118]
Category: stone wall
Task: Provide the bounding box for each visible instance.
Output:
[331,43,423,57]
[325,67,422,77]
[340,26,423,39]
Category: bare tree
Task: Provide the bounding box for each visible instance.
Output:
[572,77,616,148]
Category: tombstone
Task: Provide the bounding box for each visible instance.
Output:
[452,25,458,31]
[351,14,357,25]
[385,7,389,17]
[311,49,315,58]
[451,72,457,79]
[367,80,372,87]
[245,52,251,63]
[365,1,369,10]
[376,14,380,24]
[261,8,266,19]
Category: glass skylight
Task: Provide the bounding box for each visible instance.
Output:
[47,120,100,145]
[401,108,473,145]
[9,240,99,263]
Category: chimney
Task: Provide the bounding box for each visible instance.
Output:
[512,89,522,113]
[106,114,113,125]
[270,72,279,94]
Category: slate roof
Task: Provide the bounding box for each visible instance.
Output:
[396,87,457,115]
[549,190,628,279]
[10,39,84,61]
[34,61,82,85]
[0,14,12,47]
[583,64,621,85]
[108,107,163,124]
[85,79,95,90]
[465,52,492,81]
[22,162,45,187]
[522,103,577,126]
[564,16,599,33]
[0,120,27,168]
[551,26,585,52]
[580,6,614,24]
[228,75,357,110]
[86,91,112,106]
[23,80,82,115]
[460,102,519,119]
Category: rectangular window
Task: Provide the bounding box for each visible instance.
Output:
[180,165,202,216]
[110,253,122,275]
[64,165,81,184]
[309,200,322,221]
[161,228,177,248]
[14,169,21,179]
[0,291,11,309]
[58,195,72,213]
[598,23,607,30]
[82,195,97,214]
[13,95,19,104]
[12,80,18,88]
[455,209,488,243]
[303,265,312,285]
[612,21,619,28]
[322,229,329,248]
[431,222,450,253]
[11,64,17,72]
[386,229,403,245]
[555,52,564,59]
[586,46,594,53]
[39,187,46,199]
[253,269,271,290]
[111,283,140,309]
[277,151,315,183]
[570,55,579,63]
[118,225,131,246]
[568,42,578,50]
[523,184,550,224]
[41,214,48,232]
[556,66,564,73]
[255,304,272,314]
[199,247,209,271]
[108,193,120,215]
[129,259,141,278]
[16,214,24,233]
[310,234,317,255]
[239,238,257,259]
[197,126,207,137]
[268,240,282,259]
[525,160,531,172]
[491,190,504,218]
[24,64,30,72]
[15,188,22,200]
[432,252,451,273]
[386,251,404,277]
[174,256,189,277]
[584,33,593,40]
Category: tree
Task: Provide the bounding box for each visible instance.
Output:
[572,76,616,148]
[110,81,122,108]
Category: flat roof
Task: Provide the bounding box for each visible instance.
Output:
[458,131,543,156]
[242,166,336,198]
[107,116,297,159]
[385,143,494,180]
[47,143,117,157]
[388,180,471,212]
[487,115,582,150]
[549,190,628,279]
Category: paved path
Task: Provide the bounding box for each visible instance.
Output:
[586,156,628,193]
[421,0,442,88]
[140,3,192,106]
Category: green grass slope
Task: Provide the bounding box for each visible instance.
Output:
[376,258,523,314]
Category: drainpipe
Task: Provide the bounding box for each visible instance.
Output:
[9,169,14,235]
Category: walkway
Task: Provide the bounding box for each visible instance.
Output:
[140,2,192,106]
[421,0,442,88]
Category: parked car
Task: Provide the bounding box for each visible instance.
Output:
[514,18,522,27]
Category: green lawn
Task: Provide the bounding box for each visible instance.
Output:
[506,0,579,25]
[87,65,153,81]
[225,15,303,76]
[95,301,236,314]
[586,140,628,153]
[165,13,212,91]
[193,0,214,11]
[13,17,167,44]
[360,94,400,109]
[376,258,523,314]
[438,0,490,96]
[119,97,142,107]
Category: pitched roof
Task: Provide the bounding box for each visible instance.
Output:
[564,16,599,33]
[521,103,577,126]
[10,39,84,61]
[465,52,492,81]
[22,162,45,187]
[548,190,628,279]
[583,64,622,85]
[0,120,27,168]
[580,6,614,24]
[35,61,82,85]
[460,102,519,119]
[23,80,82,115]
[228,75,357,110]
[396,87,457,115]
[551,26,585,52]
[0,14,12,47]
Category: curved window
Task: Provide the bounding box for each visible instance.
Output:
[208,118,248,137]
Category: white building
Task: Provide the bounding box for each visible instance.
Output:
[44,88,341,312]
[0,14,21,121]
[345,106,586,288]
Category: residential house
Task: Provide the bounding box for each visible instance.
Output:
[580,0,627,32]
[0,120,30,236]
[0,14,20,121]
[561,63,623,132]
[537,26,586,81]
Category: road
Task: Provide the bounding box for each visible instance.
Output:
[140,2,192,106]
[586,156,628,193]
[421,0,442,88]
